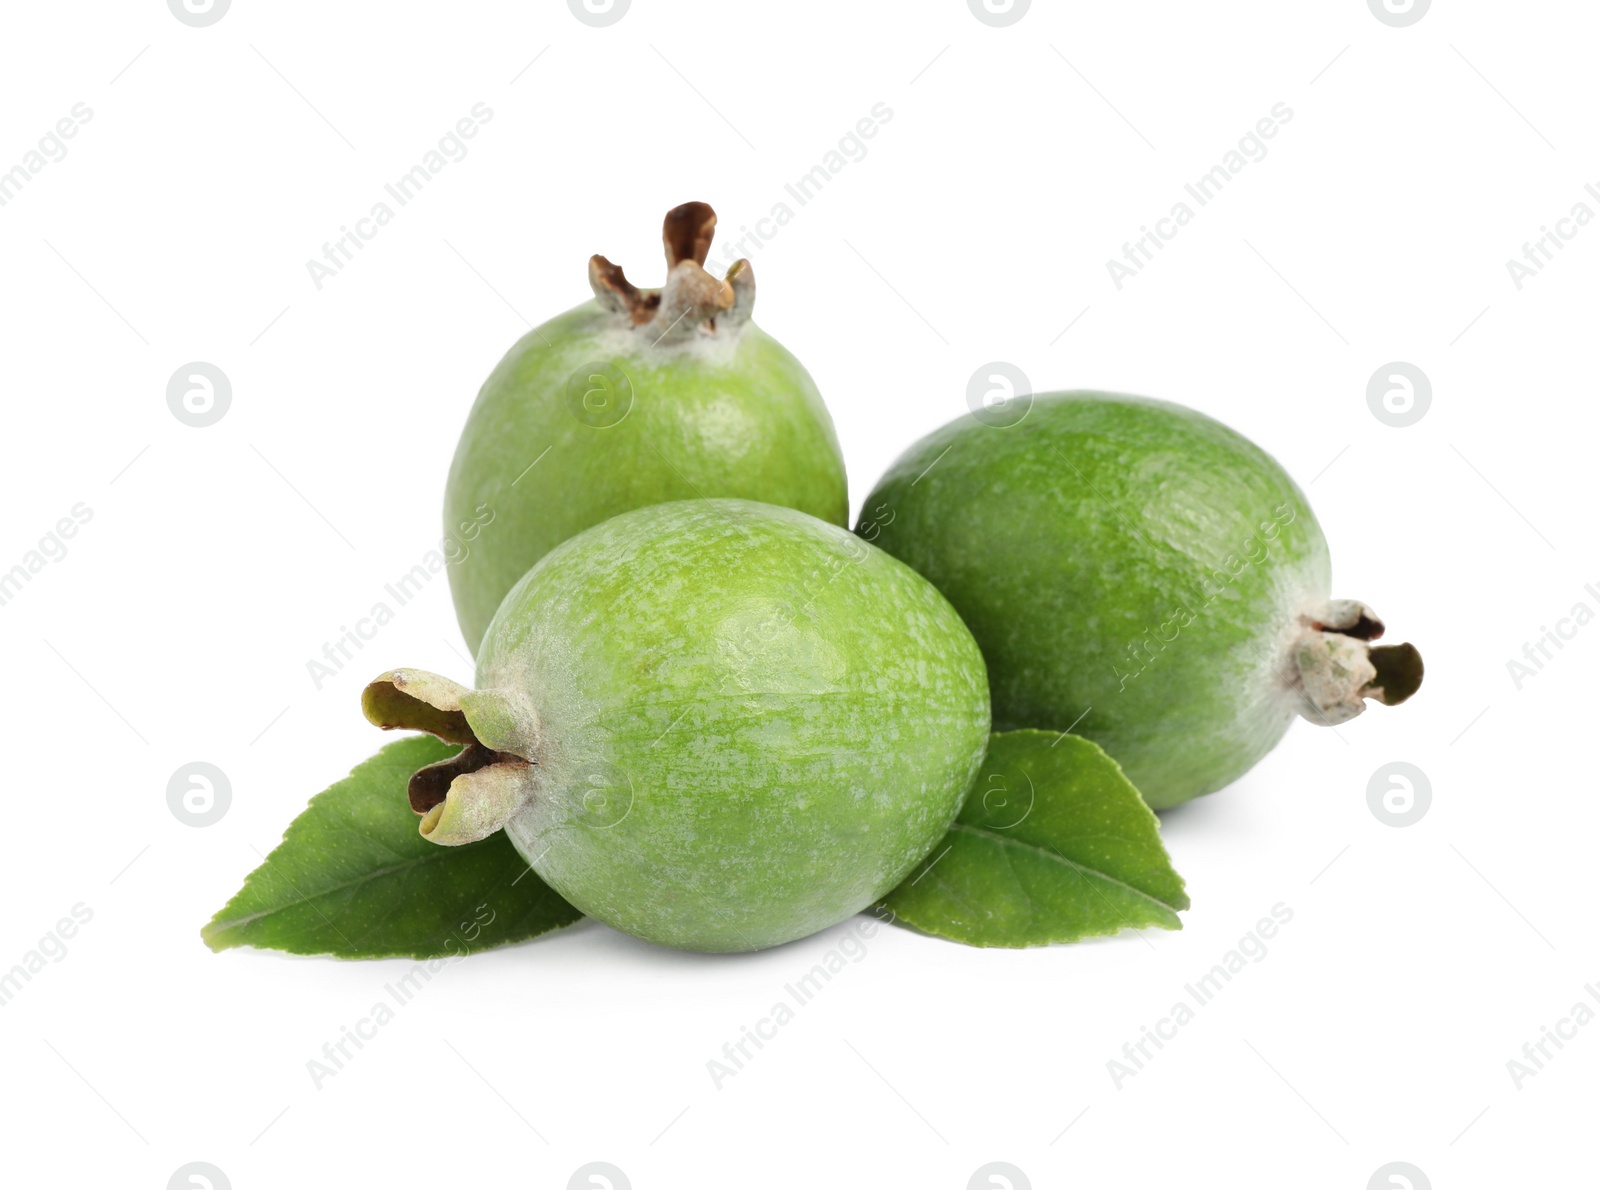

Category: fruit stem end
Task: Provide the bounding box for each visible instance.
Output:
[588,202,754,342]
[362,670,541,846]
[1290,600,1424,726]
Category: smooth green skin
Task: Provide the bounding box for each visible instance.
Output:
[202,736,580,958]
[881,731,1188,947]
[446,301,849,654]
[859,393,1330,809]
[476,499,991,953]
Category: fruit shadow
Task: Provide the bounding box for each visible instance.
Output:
[490,913,847,971]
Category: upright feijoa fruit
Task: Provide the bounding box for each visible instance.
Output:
[444,202,848,654]
[858,392,1423,809]
[365,499,991,953]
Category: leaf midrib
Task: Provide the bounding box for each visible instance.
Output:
[209,845,490,936]
[947,822,1185,914]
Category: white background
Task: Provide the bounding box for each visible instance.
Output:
[1,1,1593,1187]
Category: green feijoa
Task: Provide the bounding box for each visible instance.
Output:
[446,202,848,654]
[858,392,1423,809]
[366,499,991,953]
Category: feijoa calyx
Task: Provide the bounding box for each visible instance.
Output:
[445,202,849,655]
[858,392,1423,810]
[367,499,991,953]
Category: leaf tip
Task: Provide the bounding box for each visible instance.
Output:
[199,915,235,953]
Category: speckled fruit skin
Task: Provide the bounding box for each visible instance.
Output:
[858,392,1330,810]
[445,303,848,654]
[479,499,990,952]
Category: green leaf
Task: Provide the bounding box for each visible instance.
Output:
[879,730,1189,947]
[202,735,581,958]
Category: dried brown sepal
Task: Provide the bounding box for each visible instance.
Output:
[1291,601,1424,726]
[588,255,659,324]
[1368,642,1424,706]
[663,201,718,268]
[588,202,755,341]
